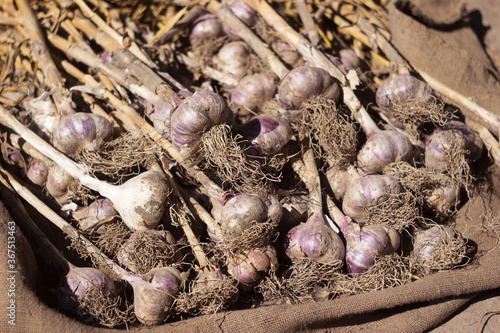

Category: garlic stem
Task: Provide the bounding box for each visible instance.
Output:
[164,169,210,268]
[71,0,155,68]
[206,0,289,79]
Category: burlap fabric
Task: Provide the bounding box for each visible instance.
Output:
[2,1,500,332]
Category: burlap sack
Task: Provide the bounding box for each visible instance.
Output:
[1,1,500,332]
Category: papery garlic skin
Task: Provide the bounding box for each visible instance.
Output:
[284,214,345,264]
[238,114,292,156]
[131,267,182,326]
[170,91,232,159]
[72,198,118,231]
[230,73,278,113]
[227,245,278,285]
[52,113,113,155]
[214,41,251,81]
[357,130,414,175]
[342,175,402,223]
[98,170,171,231]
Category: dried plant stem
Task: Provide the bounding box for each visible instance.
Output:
[206,0,288,79]
[0,176,67,266]
[8,132,50,164]
[177,53,239,86]
[149,6,205,45]
[47,32,177,115]
[465,118,500,166]
[417,69,500,137]
[294,0,321,46]
[356,17,409,69]
[70,0,155,68]
[291,147,323,216]
[326,196,350,232]
[71,13,185,95]
[164,169,210,268]
[177,186,218,233]
[14,0,67,111]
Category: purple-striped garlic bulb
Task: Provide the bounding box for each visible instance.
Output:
[190,13,224,44]
[376,74,435,111]
[170,91,232,160]
[424,121,483,173]
[342,174,402,223]
[27,158,49,186]
[238,114,292,156]
[339,49,361,70]
[215,193,281,244]
[130,267,183,325]
[343,223,400,276]
[52,113,113,155]
[214,41,251,81]
[284,214,345,264]
[357,130,415,174]
[57,263,116,310]
[222,0,257,40]
[278,66,341,119]
[230,73,278,113]
[72,198,118,231]
[412,225,467,271]
[271,39,303,67]
[46,166,79,204]
[226,244,278,286]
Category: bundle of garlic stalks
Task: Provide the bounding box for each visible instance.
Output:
[0,0,499,328]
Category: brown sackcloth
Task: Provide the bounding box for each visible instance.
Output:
[1,163,499,333]
[387,0,500,126]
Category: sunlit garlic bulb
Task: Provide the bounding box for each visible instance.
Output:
[52,113,113,155]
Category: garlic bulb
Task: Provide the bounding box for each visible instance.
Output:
[230,73,278,113]
[46,165,79,204]
[357,130,415,174]
[238,114,292,156]
[284,213,345,264]
[27,158,49,186]
[278,65,341,119]
[214,41,251,81]
[72,198,118,231]
[227,245,278,285]
[342,174,402,223]
[190,13,224,43]
[223,0,258,40]
[97,170,171,231]
[170,91,232,160]
[52,113,113,155]
[130,267,183,325]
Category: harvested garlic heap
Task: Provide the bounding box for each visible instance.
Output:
[0,0,496,328]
